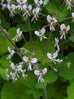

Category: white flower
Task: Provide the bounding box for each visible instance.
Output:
[55,38,60,51]
[23,56,37,70]
[7,4,16,17]
[60,24,70,40]
[66,0,73,10]
[23,4,32,17]
[17,0,27,4]
[47,51,62,64]
[34,0,43,8]
[35,28,47,41]
[34,68,47,83]
[12,28,22,41]
[47,51,63,64]
[47,15,57,31]
[7,47,15,59]
[31,8,39,22]
[72,12,74,18]
[16,0,27,10]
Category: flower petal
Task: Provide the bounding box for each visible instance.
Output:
[47,53,52,59]
[23,56,28,62]
[34,70,40,75]
[31,58,37,63]
[42,68,47,74]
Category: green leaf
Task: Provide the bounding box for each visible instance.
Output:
[45,0,68,22]
[36,70,58,89]
[0,15,10,29]
[23,34,55,65]
[1,79,34,99]
[69,35,74,42]
[0,55,11,79]
[43,80,67,99]
[16,21,40,32]
[24,71,37,89]
[8,27,17,39]
[0,32,13,55]
[26,88,43,99]
[52,52,74,81]
[65,82,74,99]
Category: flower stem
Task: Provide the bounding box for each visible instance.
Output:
[42,81,48,99]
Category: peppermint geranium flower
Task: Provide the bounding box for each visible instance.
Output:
[23,56,37,70]
[47,15,57,31]
[12,28,22,41]
[31,7,39,22]
[55,38,60,51]
[60,24,70,40]
[16,0,27,10]
[23,4,32,17]
[66,0,73,10]
[72,12,74,18]
[7,47,15,59]
[47,51,63,64]
[35,28,47,41]
[34,68,47,83]
[34,0,43,9]
[7,4,16,17]
[17,0,27,4]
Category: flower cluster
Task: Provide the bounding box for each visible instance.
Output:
[6,61,27,82]
[0,0,73,84]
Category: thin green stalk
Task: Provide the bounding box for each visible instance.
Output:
[42,81,48,99]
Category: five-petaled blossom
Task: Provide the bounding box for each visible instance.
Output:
[34,0,43,9]
[35,28,47,41]
[55,38,60,51]
[60,24,70,40]
[31,7,39,22]
[66,0,73,10]
[8,4,16,17]
[72,12,74,18]
[7,47,15,59]
[47,15,57,31]
[23,56,37,70]
[34,68,47,83]
[23,4,32,17]
[12,28,22,41]
[47,51,63,64]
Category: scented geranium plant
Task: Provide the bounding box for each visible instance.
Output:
[0,0,74,99]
